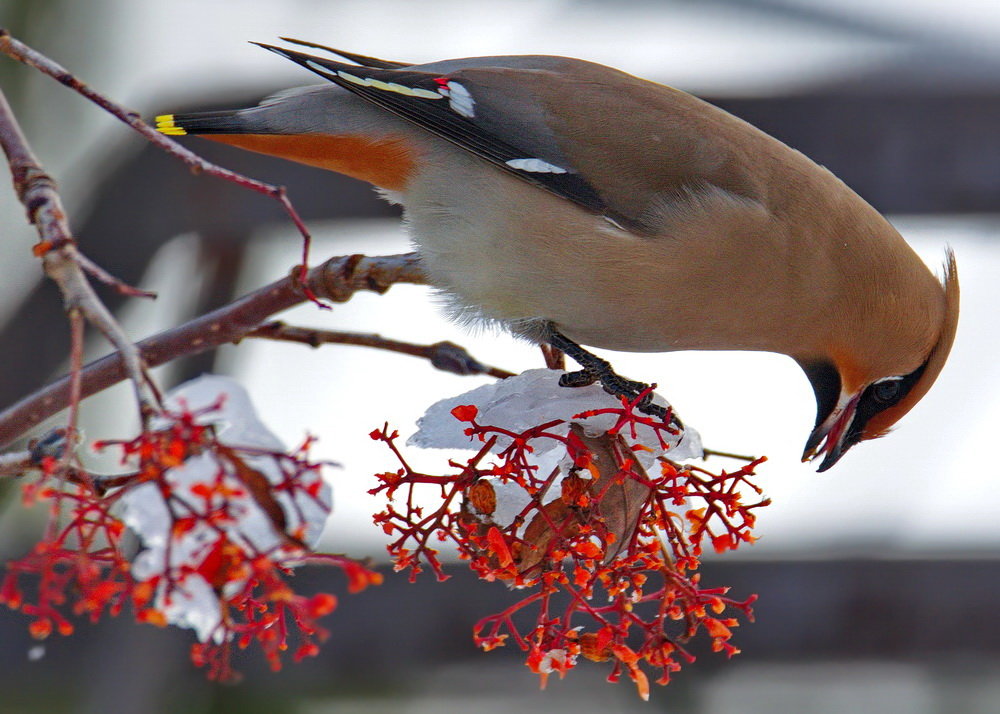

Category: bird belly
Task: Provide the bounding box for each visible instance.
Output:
[399,154,813,355]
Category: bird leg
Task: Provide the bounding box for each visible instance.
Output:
[546,327,673,422]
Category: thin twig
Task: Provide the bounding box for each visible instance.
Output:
[0,84,159,423]
[75,251,156,298]
[701,448,759,463]
[0,428,76,477]
[0,253,429,448]
[0,451,125,495]
[0,450,32,477]
[540,343,566,371]
[0,28,321,299]
[247,321,515,379]
[64,307,84,470]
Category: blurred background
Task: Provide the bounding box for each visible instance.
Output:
[1,0,999,712]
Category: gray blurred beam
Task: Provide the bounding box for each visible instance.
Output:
[712,92,1000,215]
[0,559,996,708]
[704,0,1000,73]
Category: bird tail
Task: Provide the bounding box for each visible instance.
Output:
[276,37,410,69]
[154,40,411,138]
[155,110,245,136]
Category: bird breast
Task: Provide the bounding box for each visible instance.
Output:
[399,150,833,355]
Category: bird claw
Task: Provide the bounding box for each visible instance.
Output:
[600,373,650,401]
[559,368,599,388]
[560,368,663,418]
[547,325,678,425]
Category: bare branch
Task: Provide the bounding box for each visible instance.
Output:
[0,253,428,448]
[701,447,759,463]
[0,450,126,495]
[0,449,32,477]
[0,427,75,477]
[540,343,566,371]
[247,321,515,379]
[0,28,321,295]
[0,84,158,421]
[75,251,157,298]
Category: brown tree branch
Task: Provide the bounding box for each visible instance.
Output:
[0,449,32,477]
[0,84,159,425]
[246,321,515,379]
[700,448,759,463]
[539,343,566,371]
[0,28,321,292]
[0,253,428,448]
[0,427,75,477]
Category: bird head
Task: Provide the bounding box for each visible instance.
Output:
[799,250,959,471]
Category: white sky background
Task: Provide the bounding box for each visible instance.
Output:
[2,0,998,558]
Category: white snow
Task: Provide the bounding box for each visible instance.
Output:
[409,368,703,466]
[409,369,703,532]
[118,375,332,642]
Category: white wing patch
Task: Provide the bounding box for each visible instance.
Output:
[438,81,476,118]
[602,215,627,232]
[505,158,568,174]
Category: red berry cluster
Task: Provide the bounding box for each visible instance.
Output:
[1,400,378,682]
[370,395,768,698]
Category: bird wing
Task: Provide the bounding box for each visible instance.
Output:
[257,44,768,233]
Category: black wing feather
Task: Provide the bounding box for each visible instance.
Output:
[255,43,610,217]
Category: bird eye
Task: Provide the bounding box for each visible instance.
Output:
[872,378,902,404]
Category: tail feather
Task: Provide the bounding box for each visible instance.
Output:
[155,41,411,137]
[277,37,410,69]
[155,110,246,136]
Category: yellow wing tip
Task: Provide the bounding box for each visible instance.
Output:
[154,114,187,136]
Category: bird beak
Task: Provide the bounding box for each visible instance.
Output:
[801,392,861,472]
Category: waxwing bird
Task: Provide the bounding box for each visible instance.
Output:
[155,39,960,471]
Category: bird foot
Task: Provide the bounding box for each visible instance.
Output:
[558,368,599,388]
[548,327,675,424]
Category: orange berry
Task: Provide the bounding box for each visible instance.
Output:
[467,480,497,515]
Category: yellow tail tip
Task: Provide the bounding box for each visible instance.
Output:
[154,114,187,136]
